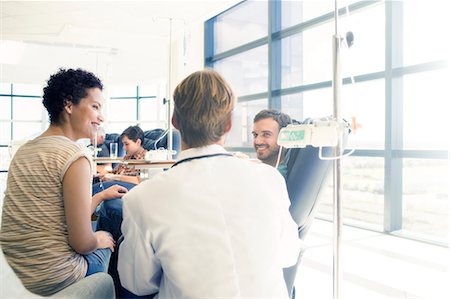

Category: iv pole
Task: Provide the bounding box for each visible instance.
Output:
[332,1,343,298]
[166,18,173,158]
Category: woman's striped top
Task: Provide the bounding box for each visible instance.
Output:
[0,136,93,296]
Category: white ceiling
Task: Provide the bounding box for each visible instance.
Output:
[0,0,240,85]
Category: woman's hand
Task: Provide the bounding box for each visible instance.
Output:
[102,184,128,200]
[91,184,128,214]
[95,231,115,252]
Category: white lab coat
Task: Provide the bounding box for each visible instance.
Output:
[118,144,301,299]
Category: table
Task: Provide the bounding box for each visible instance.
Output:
[93,157,176,180]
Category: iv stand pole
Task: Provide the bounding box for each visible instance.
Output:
[166,18,173,158]
[332,1,343,299]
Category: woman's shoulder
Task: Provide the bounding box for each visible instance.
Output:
[26,136,88,157]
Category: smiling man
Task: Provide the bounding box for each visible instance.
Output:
[252,109,293,178]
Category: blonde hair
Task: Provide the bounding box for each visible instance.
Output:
[173,69,235,147]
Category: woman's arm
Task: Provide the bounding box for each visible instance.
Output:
[114,174,141,185]
[91,183,128,214]
[63,157,115,254]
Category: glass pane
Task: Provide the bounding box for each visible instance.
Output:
[214,0,267,54]
[13,97,43,121]
[282,21,333,88]
[106,122,136,136]
[281,0,305,30]
[342,79,385,149]
[0,147,9,197]
[403,69,450,150]
[109,85,138,97]
[0,83,11,94]
[339,2,385,77]
[402,158,449,242]
[140,98,165,123]
[138,84,159,96]
[302,87,333,119]
[317,156,385,229]
[0,97,11,120]
[108,99,136,122]
[13,122,42,140]
[13,83,42,96]
[403,0,450,67]
[0,122,11,144]
[214,45,268,96]
[140,122,167,131]
[282,2,384,89]
[281,94,303,121]
[281,0,362,29]
[0,147,10,170]
[226,99,267,148]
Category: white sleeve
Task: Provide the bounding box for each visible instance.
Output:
[118,196,162,296]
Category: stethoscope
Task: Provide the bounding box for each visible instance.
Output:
[171,153,233,168]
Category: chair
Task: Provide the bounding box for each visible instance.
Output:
[283,119,350,298]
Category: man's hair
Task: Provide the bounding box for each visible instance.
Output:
[43,68,103,124]
[120,125,144,144]
[97,126,106,138]
[173,69,235,147]
[253,109,292,130]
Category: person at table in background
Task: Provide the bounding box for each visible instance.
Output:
[93,125,147,240]
[90,126,109,157]
[117,69,301,298]
[0,68,127,296]
[106,125,147,185]
[252,109,293,179]
[89,126,112,175]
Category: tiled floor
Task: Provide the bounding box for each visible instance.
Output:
[295,219,450,299]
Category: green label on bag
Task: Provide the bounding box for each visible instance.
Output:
[279,130,305,141]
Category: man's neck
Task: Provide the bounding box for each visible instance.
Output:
[181,136,226,151]
[264,151,285,168]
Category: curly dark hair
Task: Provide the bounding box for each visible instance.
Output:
[120,125,144,144]
[42,68,103,124]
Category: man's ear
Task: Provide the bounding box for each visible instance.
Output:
[223,114,232,134]
[171,115,179,129]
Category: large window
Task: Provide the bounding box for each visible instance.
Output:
[205,0,449,244]
[0,83,45,144]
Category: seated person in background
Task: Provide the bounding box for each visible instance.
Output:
[94,125,147,240]
[89,126,112,175]
[102,125,147,185]
[90,126,109,157]
[252,109,293,179]
[0,68,127,296]
[117,69,301,298]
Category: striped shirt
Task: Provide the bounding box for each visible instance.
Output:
[0,136,92,296]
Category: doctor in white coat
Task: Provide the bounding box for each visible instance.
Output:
[117,69,301,299]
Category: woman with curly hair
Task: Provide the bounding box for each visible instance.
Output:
[0,68,128,296]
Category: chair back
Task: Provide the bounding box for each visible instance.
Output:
[285,119,350,239]
[286,145,333,239]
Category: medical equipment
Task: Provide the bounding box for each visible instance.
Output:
[145,149,177,162]
[277,118,353,160]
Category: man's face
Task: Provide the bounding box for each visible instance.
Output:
[252,118,281,164]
